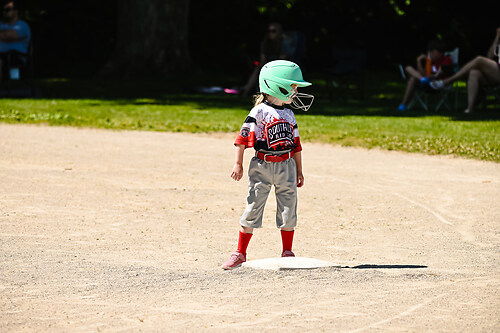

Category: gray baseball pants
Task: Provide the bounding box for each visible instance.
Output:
[239,156,297,229]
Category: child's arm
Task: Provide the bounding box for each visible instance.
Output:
[416,54,427,75]
[231,144,246,181]
[293,151,304,187]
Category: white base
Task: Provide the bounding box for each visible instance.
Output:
[242,257,341,271]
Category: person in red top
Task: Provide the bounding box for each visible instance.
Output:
[222,60,314,270]
[398,39,454,111]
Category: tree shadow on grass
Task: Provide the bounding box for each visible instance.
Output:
[30,77,250,110]
[24,74,500,121]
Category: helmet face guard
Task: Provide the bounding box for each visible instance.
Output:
[259,60,314,111]
[291,92,314,112]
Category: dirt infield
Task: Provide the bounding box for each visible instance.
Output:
[1,123,499,332]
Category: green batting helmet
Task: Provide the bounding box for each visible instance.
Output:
[259,60,312,101]
[259,60,314,111]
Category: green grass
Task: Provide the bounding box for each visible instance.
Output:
[0,98,243,132]
[0,72,499,162]
[298,115,498,160]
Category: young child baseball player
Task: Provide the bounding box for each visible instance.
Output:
[222,60,314,270]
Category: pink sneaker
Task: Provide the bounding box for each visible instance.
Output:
[221,251,246,270]
[281,250,295,257]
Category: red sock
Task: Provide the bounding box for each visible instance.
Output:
[237,231,253,256]
[280,230,294,252]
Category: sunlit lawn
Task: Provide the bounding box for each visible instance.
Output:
[0,72,499,162]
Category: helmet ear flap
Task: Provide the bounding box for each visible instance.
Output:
[261,79,290,101]
[264,80,289,96]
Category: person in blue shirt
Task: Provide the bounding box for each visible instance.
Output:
[0,0,31,82]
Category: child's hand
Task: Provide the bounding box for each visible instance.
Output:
[297,172,304,188]
[231,163,244,181]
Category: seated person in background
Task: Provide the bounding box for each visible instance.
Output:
[0,0,31,82]
[241,22,294,97]
[430,27,500,114]
[398,39,453,111]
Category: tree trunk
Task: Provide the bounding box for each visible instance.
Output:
[100,0,191,78]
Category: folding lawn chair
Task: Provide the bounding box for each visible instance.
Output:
[481,84,500,110]
[399,48,460,112]
[2,39,37,97]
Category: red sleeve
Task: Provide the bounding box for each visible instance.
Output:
[234,114,257,148]
[442,55,453,65]
[234,127,255,148]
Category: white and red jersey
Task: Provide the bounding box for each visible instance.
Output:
[234,101,302,153]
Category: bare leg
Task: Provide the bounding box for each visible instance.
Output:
[405,65,425,80]
[401,76,419,105]
[466,69,491,112]
[466,69,481,112]
[443,56,500,86]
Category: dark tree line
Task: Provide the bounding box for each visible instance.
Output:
[18,0,498,79]
[99,0,191,78]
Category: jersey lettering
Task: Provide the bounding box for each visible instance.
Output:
[266,120,294,149]
[234,102,302,153]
